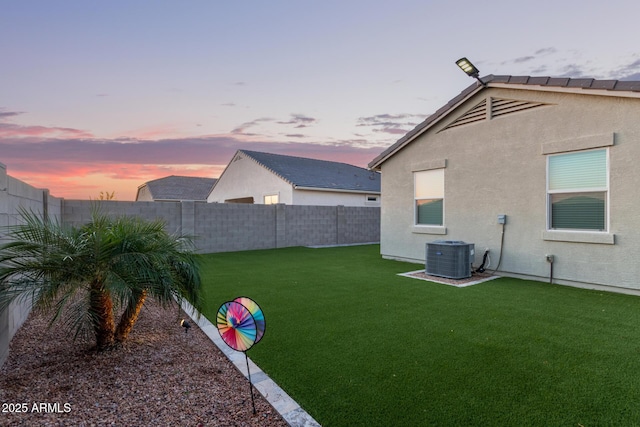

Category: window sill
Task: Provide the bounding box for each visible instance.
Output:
[413,226,447,235]
[542,230,615,245]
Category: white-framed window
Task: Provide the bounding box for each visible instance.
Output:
[264,194,279,205]
[547,148,608,231]
[414,169,444,226]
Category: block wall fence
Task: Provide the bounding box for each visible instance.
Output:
[62,200,380,253]
[0,163,63,367]
[1,164,380,367]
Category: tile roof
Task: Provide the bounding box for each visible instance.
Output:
[141,175,217,201]
[369,74,640,169]
[239,150,380,193]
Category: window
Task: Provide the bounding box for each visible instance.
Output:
[263,194,279,205]
[414,169,444,226]
[547,149,608,231]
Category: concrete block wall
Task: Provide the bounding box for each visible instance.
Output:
[62,200,380,254]
[283,205,338,247]
[62,199,182,233]
[0,163,63,368]
[341,206,381,244]
[194,203,277,253]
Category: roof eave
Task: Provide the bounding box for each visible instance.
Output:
[368,75,640,171]
[368,80,487,170]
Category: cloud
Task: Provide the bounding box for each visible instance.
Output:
[620,72,640,81]
[535,47,557,56]
[0,109,25,120]
[276,114,317,128]
[513,56,535,63]
[617,59,640,80]
[558,63,589,78]
[0,122,94,139]
[356,113,427,135]
[285,134,306,138]
[230,117,274,135]
[0,110,95,139]
[1,133,385,201]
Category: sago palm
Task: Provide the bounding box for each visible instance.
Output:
[0,209,202,350]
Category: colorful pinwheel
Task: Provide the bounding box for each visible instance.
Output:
[216,301,257,352]
[216,297,266,415]
[234,296,266,344]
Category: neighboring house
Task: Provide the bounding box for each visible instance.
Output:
[208,149,381,207]
[136,176,217,201]
[369,75,640,293]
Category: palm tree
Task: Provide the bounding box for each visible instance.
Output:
[0,209,202,350]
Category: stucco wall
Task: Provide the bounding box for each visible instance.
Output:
[379,88,640,293]
[292,188,380,207]
[0,163,63,368]
[208,151,381,206]
[207,152,293,204]
[135,185,152,201]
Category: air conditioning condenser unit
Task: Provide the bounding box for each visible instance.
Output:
[426,240,475,279]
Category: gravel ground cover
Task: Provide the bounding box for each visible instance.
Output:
[0,300,288,427]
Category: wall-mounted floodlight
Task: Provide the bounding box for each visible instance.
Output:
[456,57,485,86]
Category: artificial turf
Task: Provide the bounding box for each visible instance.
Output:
[199,244,640,426]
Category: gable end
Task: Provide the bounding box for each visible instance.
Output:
[440,96,551,132]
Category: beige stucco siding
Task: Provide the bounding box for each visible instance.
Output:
[380,87,640,292]
[136,185,152,201]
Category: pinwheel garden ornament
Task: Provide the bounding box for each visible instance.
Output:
[216,297,266,414]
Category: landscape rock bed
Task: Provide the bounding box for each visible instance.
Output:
[0,300,288,427]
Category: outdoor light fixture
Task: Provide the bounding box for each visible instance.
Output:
[180,319,191,333]
[456,57,485,86]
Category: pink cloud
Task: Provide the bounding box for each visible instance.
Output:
[1,134,385,200]
[0,123,94,139]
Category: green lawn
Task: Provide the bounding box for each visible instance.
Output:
[199,244,640,426]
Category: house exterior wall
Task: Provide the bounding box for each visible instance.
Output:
[136,185,152,201]
[292,188,380,207]
[379,87,640,293]
[208,152,381,206]
[0,163,62,368]
[207,153,293,204]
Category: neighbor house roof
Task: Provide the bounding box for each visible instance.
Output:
[369,74,640,170]
[238,150,380,193]
[137,175,217,201]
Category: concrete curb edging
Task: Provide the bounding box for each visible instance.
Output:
[179,299,321,427]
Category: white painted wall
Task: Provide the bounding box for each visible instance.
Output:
[207,152,293,204]
[378,87,640,293]
[292,189,380,207]
[209,152,381,206]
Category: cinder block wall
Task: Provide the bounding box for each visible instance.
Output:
[0,163,63,368]
[62,199,182,233]
[63,200,380,253]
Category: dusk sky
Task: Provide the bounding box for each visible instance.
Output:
[2,1,639,200]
